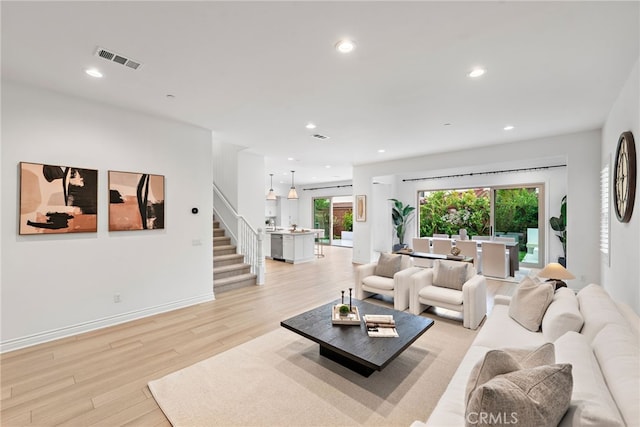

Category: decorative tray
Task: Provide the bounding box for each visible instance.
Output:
[331,304,361,325]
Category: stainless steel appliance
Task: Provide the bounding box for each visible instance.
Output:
[271,234,284,261]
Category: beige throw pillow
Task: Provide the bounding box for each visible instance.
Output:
[466,343,555,404]
[374,253,402,278]
[509,277,554,331]
[433,260,468,291]
[466,364,573,427]
[542,287,584,341]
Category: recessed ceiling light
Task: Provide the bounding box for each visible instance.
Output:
[287,157,294,161]
[325,165,331,169]
[306,123,316,129]
[504,125,515,131]
[443,123,452,126]
[468,68,486,78]
[335,39,356,53]
[378,149,386,153]
[166,94,175,99]
[85,68,103,78]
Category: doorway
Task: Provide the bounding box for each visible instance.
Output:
[312,196,353,247]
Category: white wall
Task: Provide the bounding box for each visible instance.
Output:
[1,82,214,351]
[601,59,640,312]
[353,130,601,291]
[212,141,243,210]
[237,150,265,233]
[212,142,266,245]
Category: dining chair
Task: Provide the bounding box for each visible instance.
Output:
[432,238,453,255]
[412,237,430,253]
[471,235,491,241]
[480,241,509,278]
[432,233,449,238]
[454,240,481,272]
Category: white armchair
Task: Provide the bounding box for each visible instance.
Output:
[409,259,487,329]
[355,253,421,311]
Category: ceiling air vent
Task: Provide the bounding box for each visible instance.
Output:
[312,134,330,140]
[95,47,142,71]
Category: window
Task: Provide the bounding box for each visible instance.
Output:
[600,161,610,266]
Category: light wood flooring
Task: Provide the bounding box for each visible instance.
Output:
[1,246,514,426]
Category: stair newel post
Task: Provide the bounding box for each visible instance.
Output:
[256,228,265,285]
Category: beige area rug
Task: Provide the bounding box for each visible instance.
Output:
[148,317,478,427]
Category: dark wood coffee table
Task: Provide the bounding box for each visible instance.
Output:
[280,299,434,377]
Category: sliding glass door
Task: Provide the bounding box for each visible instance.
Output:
[312,196,354,247]
[418,188,490,237]
[418,184,544,268]
[493,186,543,267]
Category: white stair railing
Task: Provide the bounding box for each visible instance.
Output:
[213,183,265,285]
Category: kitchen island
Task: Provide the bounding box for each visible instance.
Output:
[267,229,316,264]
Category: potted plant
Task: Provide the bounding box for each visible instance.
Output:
[338,304,351,316]
[389,198,416,252]
[550,195,567,266]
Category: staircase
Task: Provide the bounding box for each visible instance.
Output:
[213,218,257,293]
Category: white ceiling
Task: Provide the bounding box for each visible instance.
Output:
[2,1,639,187]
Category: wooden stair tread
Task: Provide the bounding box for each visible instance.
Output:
[214,273,257,286]
[213,263,250,273]
[211,215,255,291]
[213,254,244,261]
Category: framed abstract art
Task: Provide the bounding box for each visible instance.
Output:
[19,162,98,235]
[109,170,165,231]
[356,195,366,222]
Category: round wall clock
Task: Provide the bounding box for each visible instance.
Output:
[613,131,636,223]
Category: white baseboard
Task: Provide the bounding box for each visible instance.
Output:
[0,293,215,353]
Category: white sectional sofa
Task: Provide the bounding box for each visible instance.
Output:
[412,283,640,427]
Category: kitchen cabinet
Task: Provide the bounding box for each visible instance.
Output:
[295,233,315,260]
[266,230,315,264]
[265,199,277,217]
[283,234,294,261]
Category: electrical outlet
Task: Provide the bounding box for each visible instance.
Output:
[114,293,121,303]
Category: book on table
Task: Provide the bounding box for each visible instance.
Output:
[363,314,399,337]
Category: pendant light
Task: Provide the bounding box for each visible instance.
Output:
[266,173,277,200]
[287,170,299,200]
